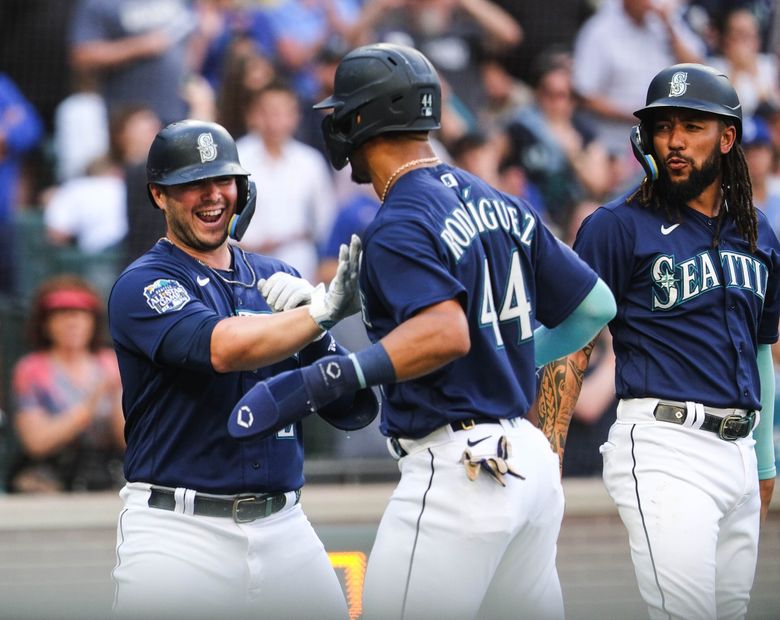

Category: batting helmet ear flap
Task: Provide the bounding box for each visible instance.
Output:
[228,179,256,241]
[321,114,355,170]
[630,124,659,182]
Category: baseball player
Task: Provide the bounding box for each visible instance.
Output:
[538,64,779,620]
[107,119,376,619]
[227,44,616,619]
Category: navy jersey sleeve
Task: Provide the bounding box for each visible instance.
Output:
[533,218,599,328]
[573,207,635,302]
[756,215,780,345]
[363,220,465,324]
[109,267,221,373]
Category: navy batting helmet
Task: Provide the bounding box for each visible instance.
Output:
[313,43,441,170]
[146,120,256,241]
[630,64,742,181]
[634,63,742,138]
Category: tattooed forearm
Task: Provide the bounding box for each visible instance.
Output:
[534,338,598,470]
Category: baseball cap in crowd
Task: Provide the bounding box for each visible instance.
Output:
[741,115,771,149]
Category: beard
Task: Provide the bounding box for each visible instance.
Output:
[166,208,229,252]
[656,144,722,207]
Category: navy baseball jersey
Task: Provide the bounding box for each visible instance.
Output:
[109,239,337,494]
[574,189,780,409]
[359,163,599,439]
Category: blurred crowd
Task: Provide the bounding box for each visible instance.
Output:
[0,0,779,491]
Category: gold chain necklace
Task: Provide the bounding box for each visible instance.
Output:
[380,157,441,204]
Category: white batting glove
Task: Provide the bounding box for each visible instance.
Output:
[258,272,316,312]
[309,234,362,329]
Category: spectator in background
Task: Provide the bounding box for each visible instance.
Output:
[0,73,43,295]
[559,199,618,477]
[69,0,202,125]
[756,98,780,175]
[449,131,548,223]
[572,0,704,158]
[356,0,523,120]
[109,104,162,168]
[216,35,277,139]
[52,69,109,183]
[478,52,533,133]
[317,186,380,284]
[506,55,610,227]
[267,0,365,103]
[43,155,126,256]
[114,105,165,266]
[7,275,124,493]
[236,82,336,281]
[708,8,779,118]
[742,115,780,236]
[489,0,594,86]
[197,1,278,91]
[298,39,347,158]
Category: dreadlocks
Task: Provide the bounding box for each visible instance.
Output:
[636,137,758,253]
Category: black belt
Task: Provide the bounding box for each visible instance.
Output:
[449,417,503,431]
[653,402,755,441]
[390,417,511,458]
[148,486,301,523]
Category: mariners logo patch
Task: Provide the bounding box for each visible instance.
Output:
[668,72,689,97]
[143,279,191,314]
[197,132,217,162]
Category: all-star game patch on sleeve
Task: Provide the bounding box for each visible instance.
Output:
[143,278,191,314]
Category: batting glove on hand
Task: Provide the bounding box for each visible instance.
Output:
[309,234,362,329]
[258,272,315,312]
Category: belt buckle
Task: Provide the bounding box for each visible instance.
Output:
[718,414,747,441]
[460,419,476,430]
[232,495,260,523]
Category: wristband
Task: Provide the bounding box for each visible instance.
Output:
[351,343,396,388]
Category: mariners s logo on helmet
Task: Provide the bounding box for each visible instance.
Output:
[197,132,218,163]
[668,72,690,97]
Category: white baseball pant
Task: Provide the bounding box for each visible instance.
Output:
[601,398,760,620]
[112,482,348,620]
[362,417,565,620]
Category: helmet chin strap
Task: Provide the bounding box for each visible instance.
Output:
[228,180,257,241]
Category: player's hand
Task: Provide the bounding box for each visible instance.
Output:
[258,272,315,311]
[759,477,774,525]
[309,235,362,329]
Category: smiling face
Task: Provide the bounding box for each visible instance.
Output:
[651,108,736,204]
[151,176,238,252]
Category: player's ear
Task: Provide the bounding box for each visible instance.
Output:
[148,184,167,210]
[720,123,737,154]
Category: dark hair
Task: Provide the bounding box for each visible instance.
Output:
[108,103,157,164]
[636,123,757,252]
[245,79,298,109]
[449,132,489,162]
[28,275,105,352]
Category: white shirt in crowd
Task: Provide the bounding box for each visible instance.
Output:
[44,174,127,253]
[236,134,336,282]
[572,0,705,154]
